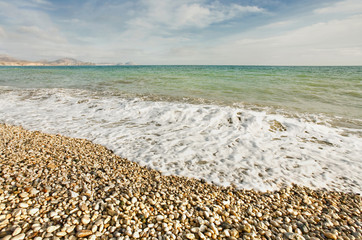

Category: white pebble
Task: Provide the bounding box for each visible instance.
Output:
[19,202,28,208]
[47,225,60,233]
[81,215,91,225]
[28,208,39,216]
[11,233,25,240]
[12,227,22,236]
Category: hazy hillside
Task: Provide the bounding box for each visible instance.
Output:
[0,55,95,66]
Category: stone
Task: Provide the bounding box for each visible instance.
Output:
[28,208,39,216]
[56,232,67,237]
[47,225,60,233]
[18,202,28,208]
[19,192,29,198]
[69,191,79,198]
[12,227,22,236]
[11,233,25,240]
[324,232,338,240]
[76,230,93,238]
[186,233,195,239]
[12,209,22,217]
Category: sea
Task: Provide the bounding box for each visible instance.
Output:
[0,65,361,193]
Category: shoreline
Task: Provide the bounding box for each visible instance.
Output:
[0,123,361,239]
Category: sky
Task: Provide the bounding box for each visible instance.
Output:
[0,0,361,65]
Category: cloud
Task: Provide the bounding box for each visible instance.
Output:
[128,0,264,30]
[0,25,6,37]
[314,0,362,14]
[190,13,362,65]
[0,0,74,60]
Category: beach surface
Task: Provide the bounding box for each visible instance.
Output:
[0,124,361,240]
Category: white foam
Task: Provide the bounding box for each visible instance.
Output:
[1,88,361,193]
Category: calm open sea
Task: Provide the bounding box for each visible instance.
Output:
[1,65,361,192]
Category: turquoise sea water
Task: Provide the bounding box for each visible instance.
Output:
[1,66,361,126]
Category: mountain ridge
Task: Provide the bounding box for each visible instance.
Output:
[0,54,96,66]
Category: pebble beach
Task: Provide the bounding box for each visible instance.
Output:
[0,123,361,240]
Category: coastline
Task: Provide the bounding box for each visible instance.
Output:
[0,123,361,239]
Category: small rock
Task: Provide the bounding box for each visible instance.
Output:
[0,204,5,211]
[29,188,39,196]
[49,211,57,218]
[12,227,22,236]
[324,232,338,240]
[18,202,28,208]
[88,235,96,240]
[47,225,60,233]
[69,190,79,198]
[12,209,22,217]
[132,231,140,238]
[56,232,67,237]
[81,215,91,225]
[19,192,29,198]
[186,233,195,239]
[66,225,76,234]
[76,230,93,238]
[230,229,238,237]
[11,233,25,240]
[242,223,252,233]
[28,208,39,216]
[79,202,88,212]
[47,163,57,169]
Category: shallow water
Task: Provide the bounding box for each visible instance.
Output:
[0,66,361,193]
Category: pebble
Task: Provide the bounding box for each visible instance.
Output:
[28,208,39,216]
[46,225,60,233]
[185,233,195,239]
[19,192,29,198]
[0,124,360,240]
[81,215,91,225]
[324,232,338,240]
[12,227,22,236]
[18,202,28,208]
[12,209,22,217]
[76,230,93,238]
[11,233,25,240]
[69,191,79,198]
[56,231,67,237]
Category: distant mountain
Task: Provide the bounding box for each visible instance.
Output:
[0,55,20,62]
[0,54,95,66]
[125,61,136,65]
[46,57,94,66]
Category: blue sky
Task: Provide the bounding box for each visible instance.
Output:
[0,0,361,65]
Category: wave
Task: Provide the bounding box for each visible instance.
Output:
[0,87,361,193]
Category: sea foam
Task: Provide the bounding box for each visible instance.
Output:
[1,88,361,193]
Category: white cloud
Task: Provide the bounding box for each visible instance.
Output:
[128,0,263,30]
[195,14,362,65]
[314,0,362,14]
[0,0,74,60]
[0,26,6,38]
[32,0,50,5]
